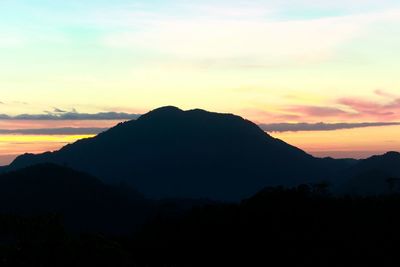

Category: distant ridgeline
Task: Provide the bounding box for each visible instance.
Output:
[3,106,400,200]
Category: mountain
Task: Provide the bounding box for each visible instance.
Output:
[6,106,351,201]
[0,164,152,233]
[337,152,400,195]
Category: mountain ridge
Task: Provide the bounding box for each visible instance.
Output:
[4,106,386,200]
[336,151,400,195]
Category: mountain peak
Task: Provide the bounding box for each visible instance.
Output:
[151,106,183,113]
[139,106,183,120]
[364,151,400,162]
[382,151,400,158]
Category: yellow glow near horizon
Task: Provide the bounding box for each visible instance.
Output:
[0,134,95,164]
[0,135,94,143]
[1,124,400,167]
[0,135,93,149]
[271,125,400,159]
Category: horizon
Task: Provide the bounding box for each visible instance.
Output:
[1,1,400,164]
[0,105,399,166]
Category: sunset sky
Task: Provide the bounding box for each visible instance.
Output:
[1,0,400,165]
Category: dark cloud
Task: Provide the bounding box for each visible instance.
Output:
[0,112,141,120]
[3,122,398,135]
[0,128,107,135]
[53,108,67,113]
[260,122,400,132]
[0,114,11,119]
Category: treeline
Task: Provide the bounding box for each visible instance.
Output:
[130,185,400,266]
[3,186,400,266]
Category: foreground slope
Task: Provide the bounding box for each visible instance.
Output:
[8,106,349,200]
[0,164,151,233]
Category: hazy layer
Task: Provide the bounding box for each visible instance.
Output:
[1,125,399,166]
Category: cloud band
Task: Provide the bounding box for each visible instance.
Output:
[0,112,141,120]
[261,122,400,132]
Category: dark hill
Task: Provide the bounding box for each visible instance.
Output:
[8,106,350,201]
[338,152,400,195]
[348,151,400,175]
[0,164,152,233]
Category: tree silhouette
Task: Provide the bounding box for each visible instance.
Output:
[311,181,330,196]
[386,177,400,194]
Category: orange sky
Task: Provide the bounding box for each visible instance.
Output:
[1,122,399,166]
[271,125,400,158]
[0,120,120,165]
[0,134,95,165]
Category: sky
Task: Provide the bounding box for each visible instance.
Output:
[1,0,400,164]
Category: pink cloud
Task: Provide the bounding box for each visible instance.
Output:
[386,98,400,109]
[241,108,302,124]
[338,91,400,120]
[285,106,349,117]
[241,90,400,123]
[338,98,381,112]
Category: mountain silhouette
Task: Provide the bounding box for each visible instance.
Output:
[337,151,400,195]
[0,164,152,233]
[7,106,352,200]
